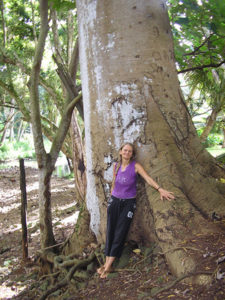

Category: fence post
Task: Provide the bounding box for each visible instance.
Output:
[19,158,28,260]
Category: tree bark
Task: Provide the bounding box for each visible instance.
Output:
[76,0,225,280]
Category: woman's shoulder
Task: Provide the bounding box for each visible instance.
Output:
[134,161,143,171]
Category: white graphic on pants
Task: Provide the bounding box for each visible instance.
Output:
[127,211,133,218]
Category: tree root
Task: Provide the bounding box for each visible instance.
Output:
[39,271,60,281]
[54,255,79,269]
[39,252,96,300]
[150,271,213,297]
[160,246,203,255]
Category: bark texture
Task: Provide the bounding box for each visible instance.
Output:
[76,0,225,279]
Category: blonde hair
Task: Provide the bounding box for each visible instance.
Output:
[111,143,136,193]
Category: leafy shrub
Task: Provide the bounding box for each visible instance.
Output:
[0,138,35,161]
[202,134,223,147]
[197,128,223,147]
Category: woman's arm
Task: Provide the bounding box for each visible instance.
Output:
[135,162,174,201]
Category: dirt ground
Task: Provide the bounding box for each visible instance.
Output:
[0,166,225,300]
[0,166,77,299]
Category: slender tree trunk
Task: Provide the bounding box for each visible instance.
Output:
[9,122,14,141]
[29,0,55,248]
[67,11,74,65]
[70,111,86,202]
[0,126,7,145]
[76,0,225,280]
[38,162,55,247]
[17,121,26,141]
[17,120,23,141]
[222,128,225,148]
[0,0,6,46]
[31,0,38,46]
[200,108,219,143]
[0,109,15,144]
[8,106,15,141]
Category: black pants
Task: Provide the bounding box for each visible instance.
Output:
[105,195,136,258]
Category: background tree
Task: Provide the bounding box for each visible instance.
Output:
[0,0,84,161]
[185,68,225,143]
[75,0,225,280]
[168,0,225,146]
[168,0,225,73]
[0,0,84,248]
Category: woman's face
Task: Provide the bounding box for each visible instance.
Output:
[120,144,133,161]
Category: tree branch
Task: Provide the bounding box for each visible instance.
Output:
[0,78,31,121]
[0,51,63,110]
[183,34,213,57]
[69,38,79,82]
[50,93,82,165]
[178,60,225,74]
[0,103,18,109]
[52,54,83,117]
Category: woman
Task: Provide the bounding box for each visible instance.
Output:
[98,143,174,278]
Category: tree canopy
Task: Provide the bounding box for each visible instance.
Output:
[168,0,225,73]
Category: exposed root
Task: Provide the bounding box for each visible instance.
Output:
[39,271,60,281]
[39,252,96,300]
[150,271,213,297]
[161,246,203,255]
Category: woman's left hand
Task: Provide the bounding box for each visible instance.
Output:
[158,188,175,201]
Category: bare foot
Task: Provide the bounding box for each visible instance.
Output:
[97,265,105,275]
[99,266,113,279]
[100,269,110,279]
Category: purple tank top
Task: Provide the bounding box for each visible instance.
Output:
[112,160,137,199]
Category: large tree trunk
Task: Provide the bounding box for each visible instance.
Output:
[76,0,225,280]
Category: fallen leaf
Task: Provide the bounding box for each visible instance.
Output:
[133,249,141,254]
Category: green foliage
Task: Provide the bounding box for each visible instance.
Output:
[0,137,35,160]
[168,0,225,72]
[2,0,38,53]
[49,0,76,11]
[197,128,223,147]
[63,171,74,179]
[0,0,81,161]
[167,1,225,143]
[204,134,223,147]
